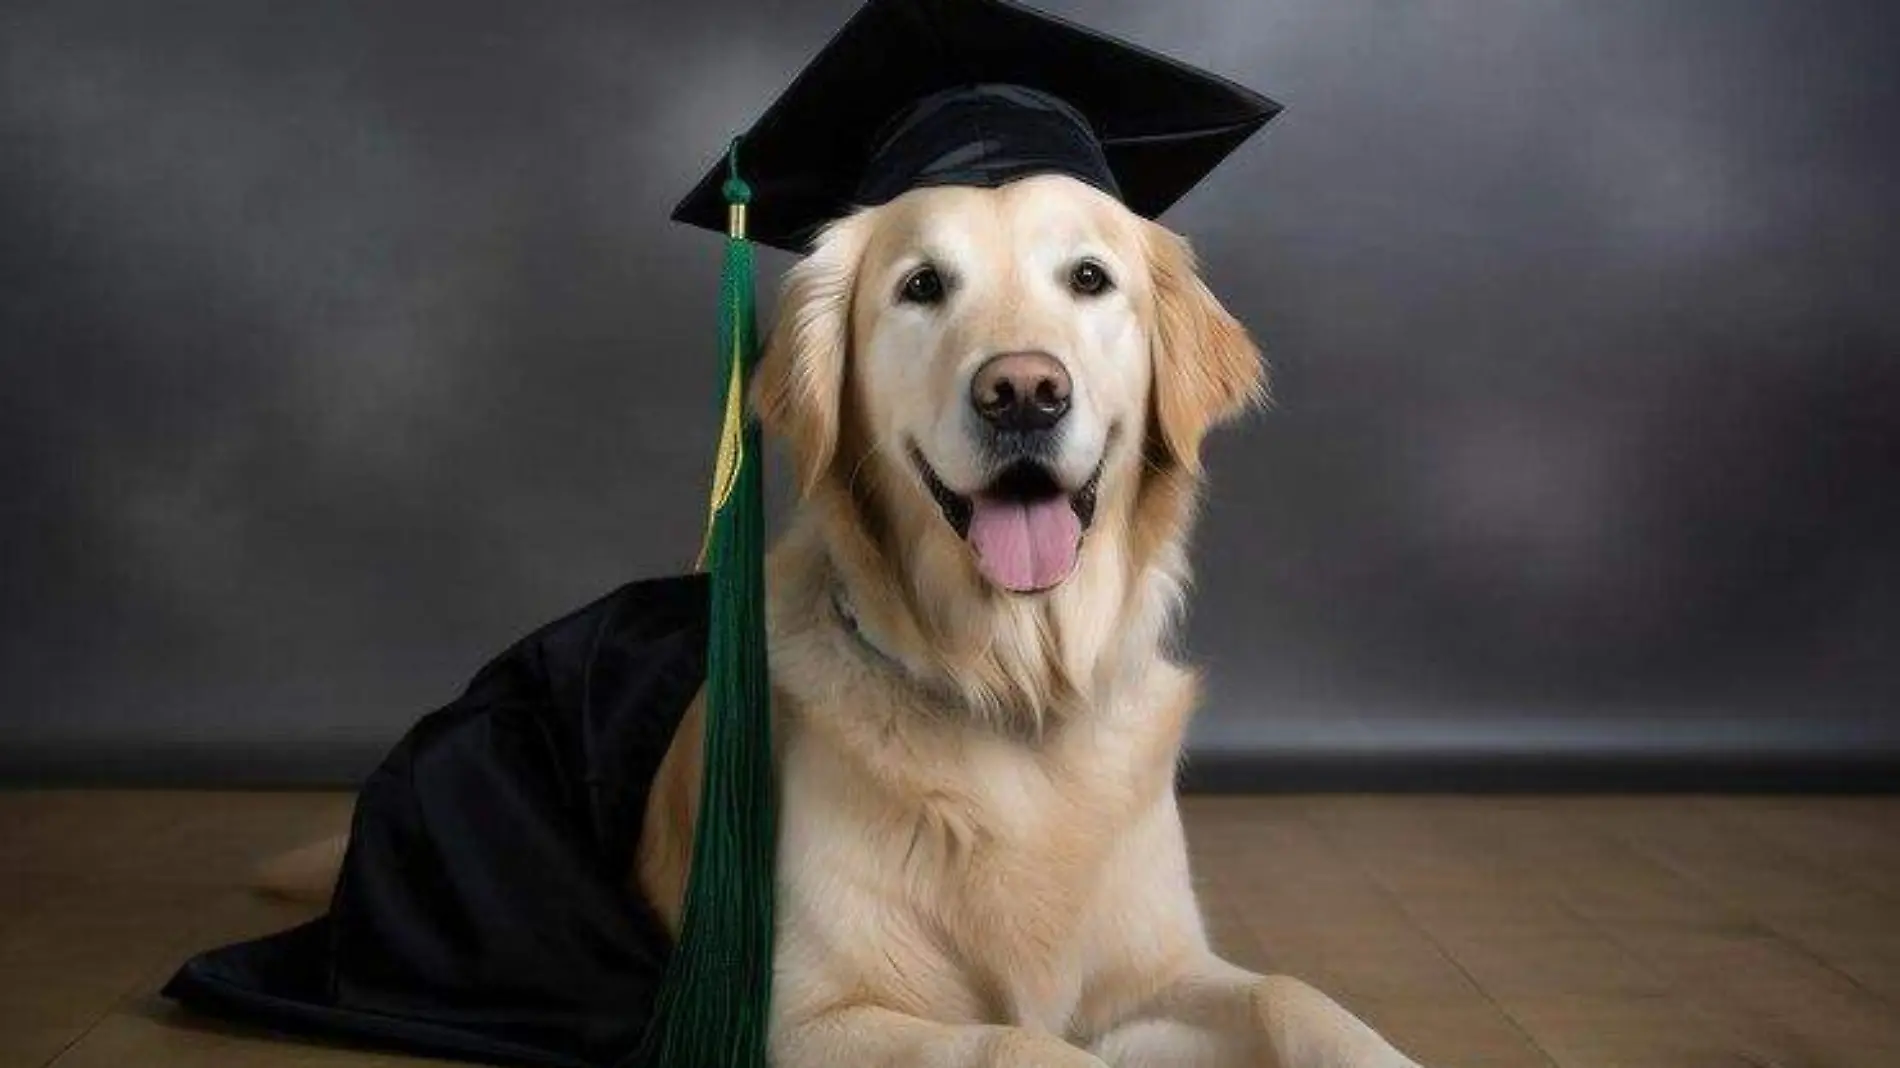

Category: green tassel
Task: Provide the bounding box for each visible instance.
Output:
[630,139,777,1068]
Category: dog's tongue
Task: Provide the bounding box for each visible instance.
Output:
[967,494,1082,592]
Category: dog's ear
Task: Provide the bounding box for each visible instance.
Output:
[1142,222,1267,472]
[752,213,872,494]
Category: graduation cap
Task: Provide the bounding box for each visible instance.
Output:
[159,2,1277,1067]
[675,0,1281,254]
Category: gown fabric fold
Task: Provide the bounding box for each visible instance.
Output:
[161,573,711,1068]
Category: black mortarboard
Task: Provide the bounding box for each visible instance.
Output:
[673,0,1282,253]
[159,3,1277,1068]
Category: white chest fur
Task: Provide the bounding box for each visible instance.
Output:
[769,651,1202,1038]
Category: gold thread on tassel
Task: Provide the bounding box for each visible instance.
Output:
[695,197,751,572]
[696,357,745,570]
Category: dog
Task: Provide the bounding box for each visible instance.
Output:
[260,174,1427,1068]
[633,174,1427,1068]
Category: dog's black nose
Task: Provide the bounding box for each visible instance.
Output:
[971,352,1071,432]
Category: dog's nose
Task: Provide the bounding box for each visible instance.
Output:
[971,351,1072,432]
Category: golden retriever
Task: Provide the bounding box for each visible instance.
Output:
[262,173,1427,1068]
[634,174,1428,1068]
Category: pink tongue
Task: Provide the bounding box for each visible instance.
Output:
[967,495,1082,592]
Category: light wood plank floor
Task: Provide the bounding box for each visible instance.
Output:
[2,791,1896,1067]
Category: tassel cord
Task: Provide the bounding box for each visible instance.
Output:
[629,140,777,1068]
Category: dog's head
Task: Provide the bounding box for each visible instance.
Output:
[754,173,1264,599]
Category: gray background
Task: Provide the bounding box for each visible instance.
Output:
[4,0,1897,786]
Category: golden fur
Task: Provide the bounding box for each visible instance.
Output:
[639,177,1425,1067]
[264,176,1427,1067]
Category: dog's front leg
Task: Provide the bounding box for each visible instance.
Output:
[1086,956,1424,1068]
[776,1006,1109,1068]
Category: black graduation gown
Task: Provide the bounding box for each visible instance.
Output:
[161,573,711,1068]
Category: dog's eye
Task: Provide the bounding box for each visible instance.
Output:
[1069,259,1113,297]
[898,265,946,306]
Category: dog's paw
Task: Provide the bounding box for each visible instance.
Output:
[1249,975,1430,1068]
[985,1030,1110,1068]
[1089,1018,1241,1067]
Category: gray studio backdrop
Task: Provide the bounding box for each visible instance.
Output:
[4,0,1897,786]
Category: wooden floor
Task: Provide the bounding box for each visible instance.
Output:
[2,792,1898,1068]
